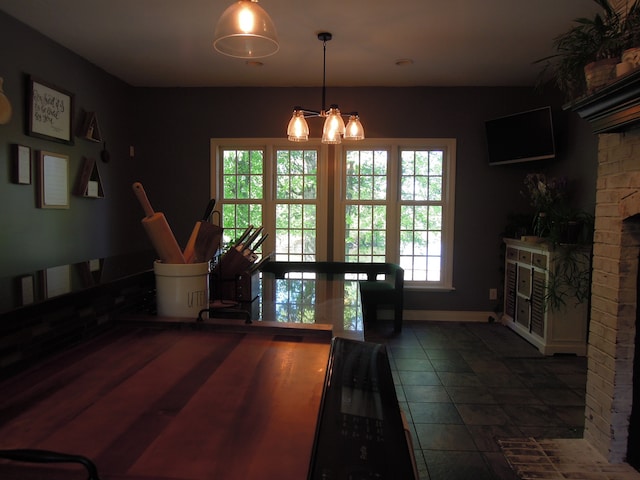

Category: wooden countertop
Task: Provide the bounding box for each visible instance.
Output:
[0,323,331,479]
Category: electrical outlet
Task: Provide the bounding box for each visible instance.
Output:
[489,288,498,300]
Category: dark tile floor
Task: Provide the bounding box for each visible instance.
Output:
[365,320,588,480]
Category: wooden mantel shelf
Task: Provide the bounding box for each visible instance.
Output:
[566,69,640,134]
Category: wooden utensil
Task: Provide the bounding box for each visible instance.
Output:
[183,198,216,263]
[190,200,223,263]
[132,182,185,264]
[192,221,223,263]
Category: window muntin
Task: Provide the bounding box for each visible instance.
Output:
[274,149,319,261]
[344,149,388,264]
[340,141,455,288]
[212,138,455,290]
[398,149,445,282]
[220,148,264,247]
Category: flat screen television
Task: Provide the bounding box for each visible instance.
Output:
[485,106,556,165]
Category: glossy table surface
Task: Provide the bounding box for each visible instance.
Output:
[258,271,365,340]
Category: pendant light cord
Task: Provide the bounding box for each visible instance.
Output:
[322,37,327,112]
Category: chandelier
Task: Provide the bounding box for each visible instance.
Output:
[214,0,279,59]
[287,32,365,144]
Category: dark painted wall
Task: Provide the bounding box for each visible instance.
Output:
[133,86,597,312]
[0,12,138,278]
[0,10,598,315]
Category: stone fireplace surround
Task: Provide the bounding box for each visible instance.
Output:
[572,69,640,463]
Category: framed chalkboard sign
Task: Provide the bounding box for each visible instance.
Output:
[28,76,74,145]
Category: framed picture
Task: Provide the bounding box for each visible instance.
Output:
[41,264,71,299]
[38,150,69,209]
[11,144,31,184]
[17,274,35,306]
[28,76,74,145]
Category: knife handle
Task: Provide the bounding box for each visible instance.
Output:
[202,198,216,222]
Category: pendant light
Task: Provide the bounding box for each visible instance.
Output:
[214,0,279,59]
[286,32,365,144]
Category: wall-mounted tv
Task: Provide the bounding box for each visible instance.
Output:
[485,106,556,165]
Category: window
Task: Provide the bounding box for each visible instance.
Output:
[399,149,446,282]
[274,149,319,261]
[211,138,455,289]
[344,149,388,263]
[219,147,264,248]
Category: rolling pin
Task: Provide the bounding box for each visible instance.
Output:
[132,182,185,264]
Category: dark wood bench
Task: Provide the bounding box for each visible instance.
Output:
[260,261,404,332]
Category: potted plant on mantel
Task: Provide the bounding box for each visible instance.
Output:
[536,0,626,100]
[621,1,640,70]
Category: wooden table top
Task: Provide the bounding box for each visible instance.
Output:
[0,323,331,479]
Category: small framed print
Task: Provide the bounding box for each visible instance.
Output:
[38,150,69,209]
[28,76,74,145]
[17,274,35,306]
[11,144,31,184]
[41,264,71,299]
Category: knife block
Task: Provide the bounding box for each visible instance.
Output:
[214,248,254,280]
[211,248,259,307]
[217,270,259,301]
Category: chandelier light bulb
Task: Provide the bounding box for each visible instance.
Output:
[344,114,365,141]
[237,7,255,32]
[287,110,310,141]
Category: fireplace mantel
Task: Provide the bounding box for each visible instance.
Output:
[567,69,640,134]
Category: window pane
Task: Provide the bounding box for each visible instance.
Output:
[400,149,444,202]
[221,149,264,200]
[345,149,387,201]
[397,147,447,282]
[344,204,386,263]
[274,149,319,262]
[400,203,442,282]
[221,203,263,246]
[277,150,318,200]
[344,149,388,263]
[220,149,265,246]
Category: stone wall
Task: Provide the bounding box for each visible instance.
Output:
[586,129,640,461]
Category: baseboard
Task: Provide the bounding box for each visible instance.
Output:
[378,308,499,323]
[403,309,498,323]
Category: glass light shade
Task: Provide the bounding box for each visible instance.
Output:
[344,115,365,140]
[287,110,309,142]
[322,106,345,144]
[214,0,279,58]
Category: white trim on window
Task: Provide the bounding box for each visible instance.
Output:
[210,138,456,290]
[335,139,456,290]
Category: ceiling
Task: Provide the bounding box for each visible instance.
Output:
[0,0,603,88]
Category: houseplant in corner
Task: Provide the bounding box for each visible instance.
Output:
[522,173,567,239]
[536,0,623,100]
[522,173,594,311]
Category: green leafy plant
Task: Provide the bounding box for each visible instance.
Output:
[544,244,593,311]
[521,173,594,311]
[535,0,624,99]
[622,1,640,49]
